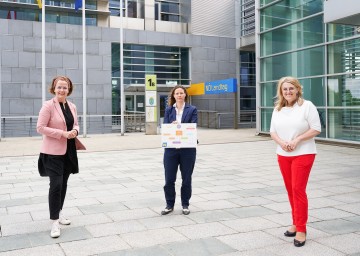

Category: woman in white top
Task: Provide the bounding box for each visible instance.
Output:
[270,76,321,247]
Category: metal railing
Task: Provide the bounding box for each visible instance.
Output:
[198,110,256,129]
[0,113,146,138]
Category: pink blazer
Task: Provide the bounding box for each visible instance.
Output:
[37,97,85,155]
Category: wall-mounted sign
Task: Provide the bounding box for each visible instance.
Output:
[205,78,237,95]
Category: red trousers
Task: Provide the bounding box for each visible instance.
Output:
[277,154,315,233]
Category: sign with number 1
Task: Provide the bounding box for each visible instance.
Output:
[145,75,157,91]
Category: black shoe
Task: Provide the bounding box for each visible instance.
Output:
[294,238,306,247]
[284,230,296,237]
[182,206,190,215]
[161,206,173,215]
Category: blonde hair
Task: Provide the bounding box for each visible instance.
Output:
[49,76,74,96]
[274,76,304,111]
[167,85,189,106]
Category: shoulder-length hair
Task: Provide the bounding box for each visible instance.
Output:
[274,76,304,111]
[167,85,189,106]
[49,76,74,96]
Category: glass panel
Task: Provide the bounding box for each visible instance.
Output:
[136,95,145,112]
[298,77,325,107]
[260,108,273,131]
[317,108,326,138]
[161,13,179,22]
[328,38,360,75]
[240,99,256,111]
[327,24,359,42]
[112,78,120,115]
[261,82,277,107]
[328,74,360,107]
[328,109,360,142]
[261,15,324,56]
[260,46,324,81]
[260,0,277,7]
[260,0,323,32]
[125,95,135,111]
[161,2,179,13]
[240,51,256,87]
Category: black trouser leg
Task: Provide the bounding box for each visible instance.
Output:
[49,175,63,220]
[60,170,71,210]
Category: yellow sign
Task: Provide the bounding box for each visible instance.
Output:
[187,82,205,96]
[145,74,157,91]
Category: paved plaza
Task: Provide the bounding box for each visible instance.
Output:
[0,129,359,256]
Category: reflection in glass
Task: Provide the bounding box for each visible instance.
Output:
[261,46,324,81]
[261,15,324,56]
[260,0,322,32]
[328,38,360,75]
[328,75,360,107]
[328,109,360,142]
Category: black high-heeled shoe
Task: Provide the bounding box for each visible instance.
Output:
[294,238,306,247]
[284,230,296,237]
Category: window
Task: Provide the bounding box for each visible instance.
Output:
[109,0,144,18]
[155,0,180,22]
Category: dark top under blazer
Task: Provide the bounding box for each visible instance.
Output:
[164,103,198,124]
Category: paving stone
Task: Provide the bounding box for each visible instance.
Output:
[174,222,236,239]
[0,233,32,252]
[309,219,360,235]
[86,220,147,237]
[120,228,187,248]
[99,246,171,256]
[217,231,285,251]
[221,216,280,232]
[316,233,360,254]
[60,235,130,256]
[186,209,238,223]
[334,202,360,215]
[29,226,93,247]
[78,202,128,214]
[225,206,278,218]
[139,215,195,229]
[309,207,355,220]
[193,199,239,210]
[162,237,236,256]
[260,240,345,256]
[106,208,158,222]
[0,244,65,256]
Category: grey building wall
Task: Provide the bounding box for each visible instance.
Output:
[191,0,236,38]
[1,19,237,136]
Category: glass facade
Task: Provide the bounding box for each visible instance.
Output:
[259,1,360,142]
[240,51,256,111]
[155,0,180,22]
[111,43,190,115]
[109,0,144,18]
[0,0,97,25]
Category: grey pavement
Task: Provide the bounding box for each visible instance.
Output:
[0,128,359,256]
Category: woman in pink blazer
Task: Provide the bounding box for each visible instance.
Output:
[37,76,85,238]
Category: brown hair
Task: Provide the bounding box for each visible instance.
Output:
[49,75,74,96]
[274,76,304,111]
[167,85,189,106]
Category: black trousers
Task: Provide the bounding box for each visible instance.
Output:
[49,170,71,220]
[163,148,196,208]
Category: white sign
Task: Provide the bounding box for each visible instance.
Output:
[161,123,197,148]
[146,91,157,107]
[146,107,156,122]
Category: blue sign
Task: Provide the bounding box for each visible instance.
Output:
[205,78,237,94]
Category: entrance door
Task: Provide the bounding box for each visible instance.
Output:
[125,93,145,113]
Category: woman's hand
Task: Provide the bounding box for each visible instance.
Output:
[287,138,300,151]
[171,121,178,124]
[62,130,77,139]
